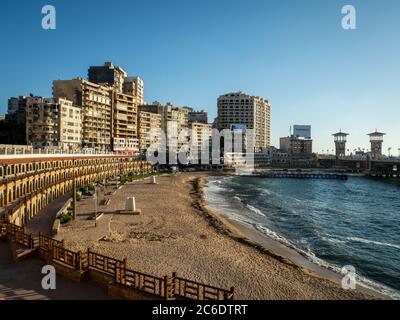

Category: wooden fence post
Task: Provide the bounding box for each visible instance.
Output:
[115,266,120,284]
[229,287,235,300]
[164,275,168,300]
[123,258,127,272]
[38,232,42,248]
[78,251,82,271]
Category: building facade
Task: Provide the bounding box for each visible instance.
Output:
[0,97,28,145]
[279,135,313,155]
[163,103,189,151]
[190,122,212,160]
[112,92,139,153]
[26,97,81,150]
[138,110,162,153]
[88,62,127,93]
[217,92,271,151]
[53,78,113,150]
[138,102,189,152]
[124,76,144,104]
[185,107,208,124]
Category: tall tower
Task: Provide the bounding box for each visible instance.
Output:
[368,130,385,158]
[333,131,349,157]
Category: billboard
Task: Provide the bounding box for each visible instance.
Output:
[230,124,247,133]
[293,125,311,139]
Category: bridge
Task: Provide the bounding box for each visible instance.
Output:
[249,171,348,180]
[317,155,400,178]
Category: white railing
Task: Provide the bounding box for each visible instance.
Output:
[0,147,140,159]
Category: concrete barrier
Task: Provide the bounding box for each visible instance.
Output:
[52,219,60,235]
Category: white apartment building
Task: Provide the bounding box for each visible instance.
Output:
[217,92,271,151]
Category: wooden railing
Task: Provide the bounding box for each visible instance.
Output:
[115,266,167,298]
[0,217,7,235]
[2,221,235,300]
[173,273,234,300]
[14,230,36,249]
[6,223,24,237]
[39,232,64,252]
[88,249,127,276]
[52,246,86,271]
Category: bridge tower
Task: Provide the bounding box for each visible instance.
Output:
[333,131,349,157]
[368,130,385,159]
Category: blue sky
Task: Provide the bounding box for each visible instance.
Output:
[0,0,399,153]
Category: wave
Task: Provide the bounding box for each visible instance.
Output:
[289,241,400,300]
[346,237,400,250]
[322,236,346,245]
[255,224,293,246]
[252,225,400,299]
[246,204,265,217]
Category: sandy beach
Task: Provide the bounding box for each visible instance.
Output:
[53,172,376,300]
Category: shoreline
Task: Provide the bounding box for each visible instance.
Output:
[196,174,389,300]
[53,172,379,299]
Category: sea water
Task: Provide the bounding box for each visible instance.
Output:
[204,176,400,299]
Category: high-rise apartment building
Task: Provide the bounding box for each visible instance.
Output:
[123,77,144,104]
[53,78,113,150]
[138,110,162,153]
[217,92,271,151]
[112,92,139,152]
[190,122,212,159]
[26,97,81,150]
[88,62,127,93]
[163,103,189,151]
[138,102,189,151]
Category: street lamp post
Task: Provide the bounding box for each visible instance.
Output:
[94,186,98,228]
[72,157,76,220]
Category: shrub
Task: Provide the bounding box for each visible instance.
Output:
[59,212,73,224]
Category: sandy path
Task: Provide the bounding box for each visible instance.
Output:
[55,173,371,300]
